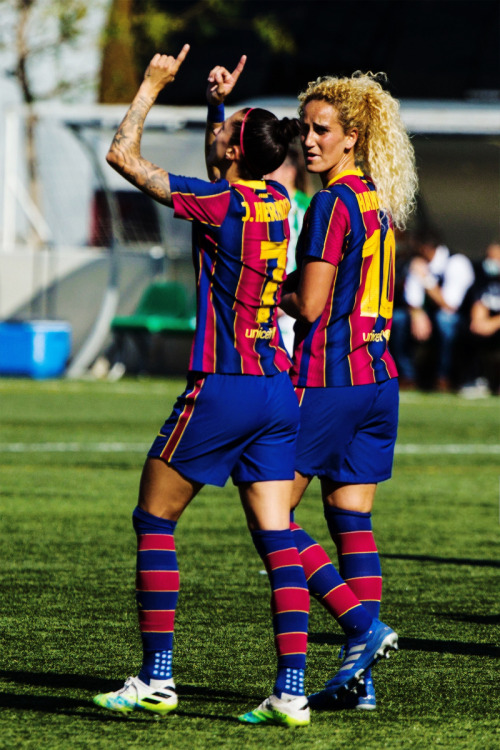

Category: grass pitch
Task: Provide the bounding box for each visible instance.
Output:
[0,378,499,749]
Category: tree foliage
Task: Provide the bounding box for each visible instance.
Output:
[98,0,138,104]
[99,0,296,103]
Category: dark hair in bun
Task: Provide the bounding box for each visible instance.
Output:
[230,108,301,179]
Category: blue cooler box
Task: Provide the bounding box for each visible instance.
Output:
[0,320,72,379]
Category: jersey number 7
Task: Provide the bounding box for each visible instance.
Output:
[257,240,288,324]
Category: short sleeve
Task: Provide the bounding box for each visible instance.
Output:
[300,189,350,267]
[169,174,231,226]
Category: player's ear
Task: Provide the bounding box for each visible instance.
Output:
[226,144,239,162]
[345,127,358,150]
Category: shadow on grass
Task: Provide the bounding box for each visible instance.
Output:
[0,671,251,723]
[0,692,127,721]
[381,552,500,568]
[441,612,500,625]
[309,633,500,657]
[0,671,118,691]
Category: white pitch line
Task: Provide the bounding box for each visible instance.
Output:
[0,442,498,454]
[395,444,500,455]
[0,442,148,452]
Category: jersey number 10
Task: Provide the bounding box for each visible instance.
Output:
[360,228,395,320]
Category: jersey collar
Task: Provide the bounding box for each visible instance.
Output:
[326,168,363,188]
[233,179,267,189]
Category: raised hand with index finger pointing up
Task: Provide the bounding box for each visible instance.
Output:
[143,44,191,94]
[206,55,247,105]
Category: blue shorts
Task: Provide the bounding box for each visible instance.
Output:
[295,379,399,484]
[148,371,299,487]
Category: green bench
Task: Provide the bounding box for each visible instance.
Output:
[108,281,196,375]
[111,281,196,335]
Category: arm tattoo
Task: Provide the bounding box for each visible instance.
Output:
[108,91,173,206]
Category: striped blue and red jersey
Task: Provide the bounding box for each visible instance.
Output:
[170,174,292,375]
[290,169,398,387]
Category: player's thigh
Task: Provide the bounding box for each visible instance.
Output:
[338,378,399,484]
[147,373,252,486]
[294,385,369,479]
[295,380,398,484]
[232,371,300,485]
[148,372,298,487]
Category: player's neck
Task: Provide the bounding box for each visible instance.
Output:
[321,151,356,187]
[225,161,245,184]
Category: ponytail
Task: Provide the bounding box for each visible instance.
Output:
[231,108,301,179]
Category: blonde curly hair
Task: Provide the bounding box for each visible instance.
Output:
[298,72,418,229]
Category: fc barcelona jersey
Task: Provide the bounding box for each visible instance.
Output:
[170,174,292,375]
[290,169,398,387]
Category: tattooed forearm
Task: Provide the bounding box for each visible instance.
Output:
[106,86,173,206]
[128,160,172,203]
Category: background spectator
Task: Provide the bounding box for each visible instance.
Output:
[391,228,419,388]
[398,227,475,391]
[460,240,500,396]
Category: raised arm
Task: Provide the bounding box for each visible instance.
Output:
[106,45,190,206]
[205,55,247,181]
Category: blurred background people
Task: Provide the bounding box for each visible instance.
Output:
[391,228,419,388]
[460,240,500,396]
[394,227,475,391]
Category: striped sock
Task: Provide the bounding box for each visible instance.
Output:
[325,507,382,683]
[290,518,372,637]
[132,506,179,686]
[324,507,382,620]
[251,529,309,698]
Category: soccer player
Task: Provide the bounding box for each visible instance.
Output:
[280,72,418,709]
[93,47,311,727]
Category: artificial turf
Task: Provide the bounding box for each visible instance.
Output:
[0,378,498,749]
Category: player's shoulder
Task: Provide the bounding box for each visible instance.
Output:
[171,173,230,196]
[309,184,352,216]
[265,179,290,201]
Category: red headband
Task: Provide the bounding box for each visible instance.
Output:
[239,108,254,159]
